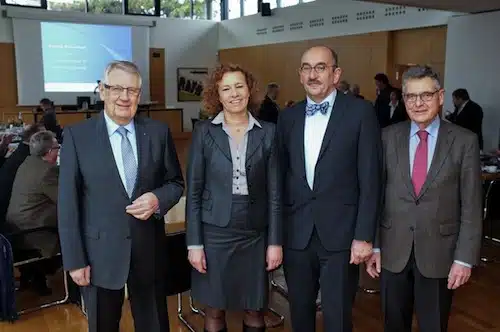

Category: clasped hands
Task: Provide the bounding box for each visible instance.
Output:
[188,245,283,274]
[126,192,159,220]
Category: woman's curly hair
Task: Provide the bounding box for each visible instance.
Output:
[202,63,263,117]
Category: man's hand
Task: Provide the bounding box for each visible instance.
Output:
[266,245,283,271]
[366,252,381,278]
[448,263,472,290]
[350,240,373,265]
[70,266,91,286]
[188,248,207,273]
[126,192,159,220]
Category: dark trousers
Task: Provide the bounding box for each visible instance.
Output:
[81,272,169,332]
[381,251,453,332]
[283,228,359,332]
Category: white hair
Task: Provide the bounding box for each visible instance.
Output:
[103,60,142,87]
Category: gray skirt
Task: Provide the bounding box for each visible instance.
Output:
[191,195,268,310]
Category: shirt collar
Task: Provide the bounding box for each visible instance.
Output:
[410,115,440,138]
[306,89,337,107]
[104,111,135,137]
[211,111,262,130]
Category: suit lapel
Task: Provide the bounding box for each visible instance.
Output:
[133,117,149,198]
[317,92,347,162]
[417,122,454,199]
[96,112,129,199]
[396,123,416,199]
[208,124,232,162]
[292,101,307,181]
[246,126,265,163]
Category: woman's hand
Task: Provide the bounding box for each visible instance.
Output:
[188,248,207,273]
[266,245,283,271]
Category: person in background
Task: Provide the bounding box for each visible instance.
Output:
[337,80,350,94]
[351,84,365,99]
[387,89,408,125]
[186,63,282,332]
[0,124,45,226]
[5,130,60,295]
[258,82,280,124]
[58,60,184,332]
[0,133,14,168]
[446,88,484,150]
[374,73,398,128]
[277,45,382,332]
[367,65,482,332]
[284,100,295,108]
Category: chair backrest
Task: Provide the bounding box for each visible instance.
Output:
[165,231,191,296]
[0,234,18,322]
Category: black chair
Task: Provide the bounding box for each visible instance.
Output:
[3,226,69,315]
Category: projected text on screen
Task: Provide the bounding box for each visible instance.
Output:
[41,22,132,92]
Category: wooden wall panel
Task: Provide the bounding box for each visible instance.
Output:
[0,43,19,121]
[149,48,166,105]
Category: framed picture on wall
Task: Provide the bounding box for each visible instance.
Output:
[177,67,208,102]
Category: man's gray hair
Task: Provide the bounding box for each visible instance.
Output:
[402,65,441,93]
[29,130,56,157]
[103,60,142,87]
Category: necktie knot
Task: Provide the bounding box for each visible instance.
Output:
[306,101,329,116]
[417,130,428,142]
[117,126,128,137]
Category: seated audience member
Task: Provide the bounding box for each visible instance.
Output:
[0,124,45,226]
[351,84,365,99]
[338,80,350,94]
[5,130,60,295]
[0,133,14,168]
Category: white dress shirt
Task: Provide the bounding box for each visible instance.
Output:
[304,90,337,189]
[103,111,138,190]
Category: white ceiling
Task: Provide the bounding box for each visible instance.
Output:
[357,0,500,13]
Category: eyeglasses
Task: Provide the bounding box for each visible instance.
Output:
[299,63,336,74]
[403,90,439,104]
[104,84,141,97]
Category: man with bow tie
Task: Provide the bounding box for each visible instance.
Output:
[276,45,383,332]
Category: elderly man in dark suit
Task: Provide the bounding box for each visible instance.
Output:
[58,60,184,332]
[367,65,483,332]
[277,45,382,332]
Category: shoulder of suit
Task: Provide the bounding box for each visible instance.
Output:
[382,121,408,138]
[444,120,477,139]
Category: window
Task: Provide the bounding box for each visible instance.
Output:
[302,0,314,2]
[242,0,257,16]
[88,0,123,13]
[126,0,156,15]
[279,0,297,7]
[209,0,221,21]
[160,0,191,18]
[47,0,86,11]
[190,0,206,19]
[227,0,240,19]
[2,0,43,6]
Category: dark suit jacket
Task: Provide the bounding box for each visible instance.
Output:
[6,156,59,256]
[377,120,482,278]
[258,96,280,124]
[447,100,483,150]
[277,92,383,251]
[185,119,282,246]
[57,112,184,290]
[0,143,30,227]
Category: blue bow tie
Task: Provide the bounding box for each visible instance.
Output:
[305,101,329,116]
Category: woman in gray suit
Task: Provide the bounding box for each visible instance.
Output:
[186,63,283,332]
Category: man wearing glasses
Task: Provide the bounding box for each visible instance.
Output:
[366,66,482,332]
[276,46,382,332]
[58,61,184,332]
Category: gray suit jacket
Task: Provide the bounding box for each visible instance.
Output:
[377,120,482,278]
[6,156,59,256]
[57,112,184,290]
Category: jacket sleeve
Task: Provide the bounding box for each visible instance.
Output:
[185,123,205,246]
[57,127,88,271]
[151,126,185,216]
[267,125,283,246]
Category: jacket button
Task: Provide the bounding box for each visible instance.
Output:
[126,236,131,239]
[251,200,255,204]
[409,226,414,231]
[415,200,420,205]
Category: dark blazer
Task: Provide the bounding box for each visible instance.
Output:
[377,120,482,278]
[258,96,280,124]
[185,118,282,247]
[57,112,184,290]
[447,100,483,150]
[6,156,59,256]
[277,92,383,251]
[0,143,30,227]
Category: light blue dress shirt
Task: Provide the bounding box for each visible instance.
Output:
[376,116,471,268]
[103,112,138,190]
